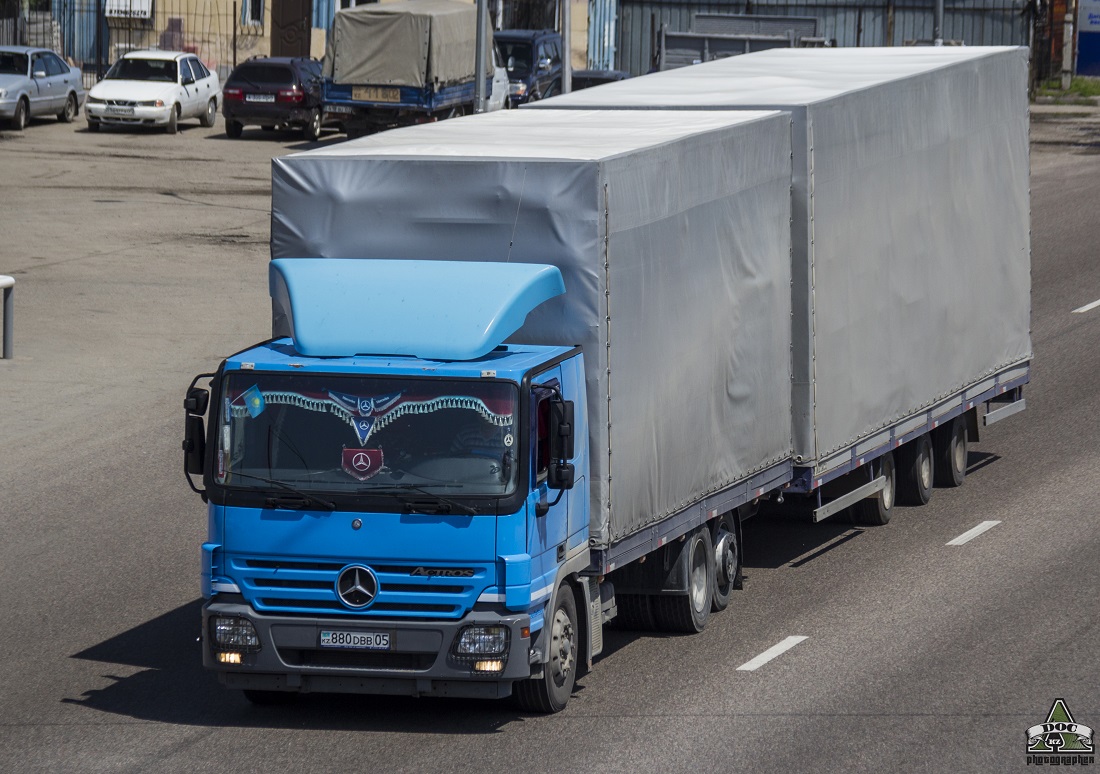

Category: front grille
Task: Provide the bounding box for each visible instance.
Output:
[230,555,493,619]
[107,99,136,107]
[278,648,435,670]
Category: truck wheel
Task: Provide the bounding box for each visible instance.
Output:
[933,415,968,487]
[851,451,895,526]
[652,526,714,633]
[513,585,578,713]
[711,511,740,612]
[896,434,934,505]
[242,689,296,705]
[613,593,656,630]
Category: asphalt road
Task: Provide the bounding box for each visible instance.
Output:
[0,110,1097,774]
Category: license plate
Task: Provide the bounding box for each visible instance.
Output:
[245,93,275,103]
[106,106,134,116]
[320,630,391,650]
[352,86,399,103]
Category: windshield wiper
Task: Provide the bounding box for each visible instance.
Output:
[225,470,336,511]
[365,484,477,516]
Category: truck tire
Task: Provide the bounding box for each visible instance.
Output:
[933,415,968,487]
[613,593,656,630]
[652,526,714,633]
[513,585,578,713]
[896,434,934,505]
[851,451,895,526]
[710,511,740,612]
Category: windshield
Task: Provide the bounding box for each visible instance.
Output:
[106,57,177,82]
[215,372,519,498]
[497,41,533,78]
[0,52,28,76]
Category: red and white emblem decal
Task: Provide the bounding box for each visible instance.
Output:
[342,448,383,481]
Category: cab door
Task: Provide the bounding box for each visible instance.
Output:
[528,371,571,590]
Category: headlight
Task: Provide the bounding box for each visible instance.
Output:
[138,99,164,107]
[0,89,7,99]
[211,615,261,652]
[508,82,527,96]
[86,96,104,104]
[454,625,509,656]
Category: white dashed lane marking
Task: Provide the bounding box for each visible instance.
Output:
[946,520,1002,546]
[736,636,808,672]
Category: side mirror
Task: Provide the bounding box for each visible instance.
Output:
[549,399,574,461]
[33,70,46,79]
[185,386,209,415]
[537,58,552,73]
[548,399,575,490]
[183,414,206,475]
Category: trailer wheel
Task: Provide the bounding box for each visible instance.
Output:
[896,434,934,505]
[653,526,714,633]
[933,416,968,487]
[513,584,577,713]
[851,451,895,526]
[710,511,740,612]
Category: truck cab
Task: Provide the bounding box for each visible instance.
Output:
[185,259,592,710]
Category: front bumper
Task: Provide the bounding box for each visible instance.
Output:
[203,601,533,699]
[0,97,18,119]
[85,102,173,126]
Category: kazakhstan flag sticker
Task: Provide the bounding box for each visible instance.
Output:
[241,384,266,418]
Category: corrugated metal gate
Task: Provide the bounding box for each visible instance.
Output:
[615,0,1032,74]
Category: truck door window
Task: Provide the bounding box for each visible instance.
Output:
[536,396,551,483]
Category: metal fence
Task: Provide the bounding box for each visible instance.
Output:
[0,0,258,85]
[616,0,1034,75]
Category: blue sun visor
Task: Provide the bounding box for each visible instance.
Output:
[269,258,566,361]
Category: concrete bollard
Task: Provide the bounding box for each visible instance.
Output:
[0,275,13,359]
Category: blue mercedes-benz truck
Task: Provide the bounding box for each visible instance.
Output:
[184,46,1031,713]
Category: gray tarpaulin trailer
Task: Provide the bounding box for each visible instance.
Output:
[269,108,796,562]
[529,46,1032,522]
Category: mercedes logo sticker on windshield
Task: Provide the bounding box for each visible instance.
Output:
[342,448,383,481]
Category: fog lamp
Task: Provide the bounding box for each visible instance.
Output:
[211,616,261,652]
[454,625,509,656]
[217,652,243,664]
[472,659,505,673]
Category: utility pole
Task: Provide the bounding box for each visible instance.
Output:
[474,0,487,112]
[561,0,571,92]
[933,0,944,45]
[1063,0,1077,89]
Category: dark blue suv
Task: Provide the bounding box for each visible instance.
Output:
[493,30,562,107]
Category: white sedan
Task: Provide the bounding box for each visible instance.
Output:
[85,50,221,134]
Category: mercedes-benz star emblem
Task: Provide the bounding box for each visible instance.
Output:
[336,565,378,609]
[351,452,372,472]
